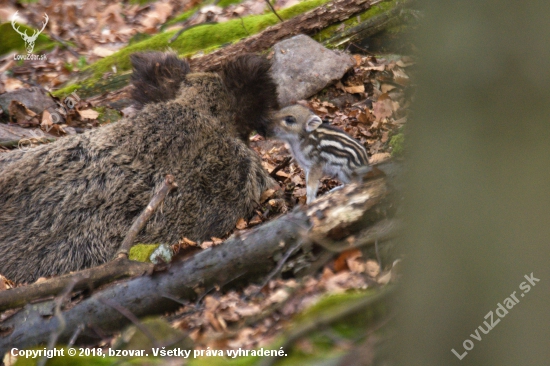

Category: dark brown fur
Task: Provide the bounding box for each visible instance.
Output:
[0,52,277,283]
[130,51,190,107]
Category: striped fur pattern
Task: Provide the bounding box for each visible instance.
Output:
[270,105,369,204]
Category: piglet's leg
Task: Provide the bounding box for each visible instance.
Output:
[305,166,323,204]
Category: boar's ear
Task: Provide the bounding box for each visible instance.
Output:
[219,54,280,142]
[305,115,322,132]
[130,51,190,108]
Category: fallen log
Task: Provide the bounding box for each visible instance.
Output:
[0,178,388,353]
[190,0,382,71]
[322,0,416,48]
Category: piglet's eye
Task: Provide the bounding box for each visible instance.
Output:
[284,116,296,124]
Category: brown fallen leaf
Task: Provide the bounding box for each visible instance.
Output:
[369,153,391,165]
[78,109,99,119]
[248,215,262,226]
[357,111,371,124]
[260,189,275,203]
[92,46,115,58]
[261,161,276,172]
[204,295,220,311]
[346,252,365,274]
[372,93,393,122]
[334,249,362,272]
[98,3,125,32]
[181,237,197,246]
[321,266,335,281]
[324,271,367,293]
[392,68,410,86]
[9,100,39,127]
[205,310,224,332]
[276,170,290,178]
[267,288,289,304]
[364,64,385,71]
[141,2,174,29]
[0,275,14,291]
[268,198,288,213]
[344,84,365,94]
[200,241,214,249]
[381,83,396,93]
[236,218,248,230]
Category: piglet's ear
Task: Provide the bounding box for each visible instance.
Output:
[305,115,322,132]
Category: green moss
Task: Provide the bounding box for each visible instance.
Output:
[218,0,243,8]
[0,22,55,56]
[52,84,80,97]
[188,290,386,366]
[56,0,329,97]
[165,8,197,27]
[389,130,404,157]
[77,56,88,69]
[128,32,152,45]
[314,0,398,45]
[294,290,376,323]
[113,317,192,351]
[94,106,122,124]
[128,244,159,262]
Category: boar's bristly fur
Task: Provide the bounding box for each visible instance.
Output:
[0,52,277,283]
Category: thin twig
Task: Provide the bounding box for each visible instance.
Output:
[263,0,283,22]
[117,175,178,257]
[269,156,292,178]
[68,324,84,347]
[239,15,250,36]
[169,21,218,43]
[98,297,159,348]
[161,292,190,306]
[169,0,223,43]
[253,238,304,296]
[49,34,80,59]
[38,278,80,366]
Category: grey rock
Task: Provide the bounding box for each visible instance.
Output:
[0,87,57,115]
[271,35,355,106]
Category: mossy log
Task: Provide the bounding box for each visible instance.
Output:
[188,0,379,71]
[321,0,416,48]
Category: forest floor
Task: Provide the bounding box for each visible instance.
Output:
[0,0,413,363]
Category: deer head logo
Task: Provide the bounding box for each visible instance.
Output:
[11,11,49,54]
